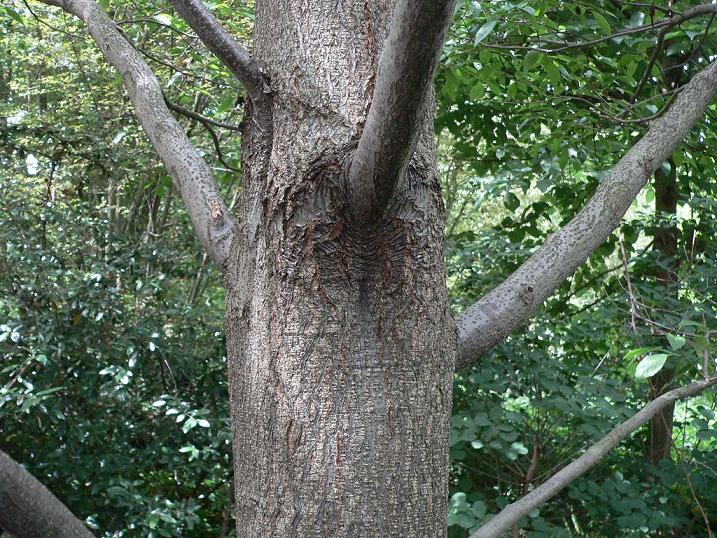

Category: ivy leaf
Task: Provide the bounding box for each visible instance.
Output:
[474,19,498,46]
[635,353,668,379]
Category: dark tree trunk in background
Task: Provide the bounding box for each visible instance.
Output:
[648,156,678,466]
[647,48,684,466]
[224,2,455,535]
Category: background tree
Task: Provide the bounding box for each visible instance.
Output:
[3,0,713,535]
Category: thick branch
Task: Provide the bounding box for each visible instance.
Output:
[456,60,717,370]
[470,376,717,538]
[168,0,271,133]
[0,448,95,538]
[36,0,235,269]
[348,0,456,222]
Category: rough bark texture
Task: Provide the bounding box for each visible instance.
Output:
[0,448,95,538]
[223,1,455,536]
[348,0,455,222]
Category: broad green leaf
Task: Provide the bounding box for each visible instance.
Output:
[523,51,542,72]
[545,60,561,89]
[635,353,668,379]
[594,12,611,35]
[623,347,660,361]
[474,19,497,46]
[472,500,487,517]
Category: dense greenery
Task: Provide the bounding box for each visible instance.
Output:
[2,0,717,536]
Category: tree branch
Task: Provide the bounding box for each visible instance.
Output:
[348,0,456,222]
[163,93,242,131]
[168,0,271,135]
[36,0,235,270]
[0,448,95,538]
[163,95,241,172]
[455,60,717,370]
[469,376,717,538]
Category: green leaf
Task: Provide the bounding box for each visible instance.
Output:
[545,60,561,89]
[667,334,686,350]
[469,83,485,101]
[474,19,498,46]
[454,513,476,529]
[472,500,487,518]
[153,14,173,26]
[623,347,660,361]
[594,12,611,35]
[523,51,542,72]
[504,192,520,211]
[474,412,491,426]
[635,353,668,379]
[3,7,25,25]
[182,417,198,432]
[450,492,467,507]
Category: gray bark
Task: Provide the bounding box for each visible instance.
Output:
[224,1,454,535]
[456,59,717,370]
[348,0,456,222]
[0,448,94,538]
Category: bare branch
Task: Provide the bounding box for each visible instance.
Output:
[163,94,241,171]
[163,93,242,131]
[469,376,717,538]
[456,60,717,370]
[35,0,235,269]
[168,0,271,134]
[0,448,95,538]
[348,0,456,222]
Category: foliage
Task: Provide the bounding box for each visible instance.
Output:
[442,0,717,535]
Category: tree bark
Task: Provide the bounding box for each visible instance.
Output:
[0,448,95,538]
[647,48,684,466]
[224,1,454,535]
[648,157,678,465]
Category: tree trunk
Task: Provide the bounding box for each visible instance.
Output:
[648,157,678,466]
[647,47,684,466]
[224,2,455,536]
